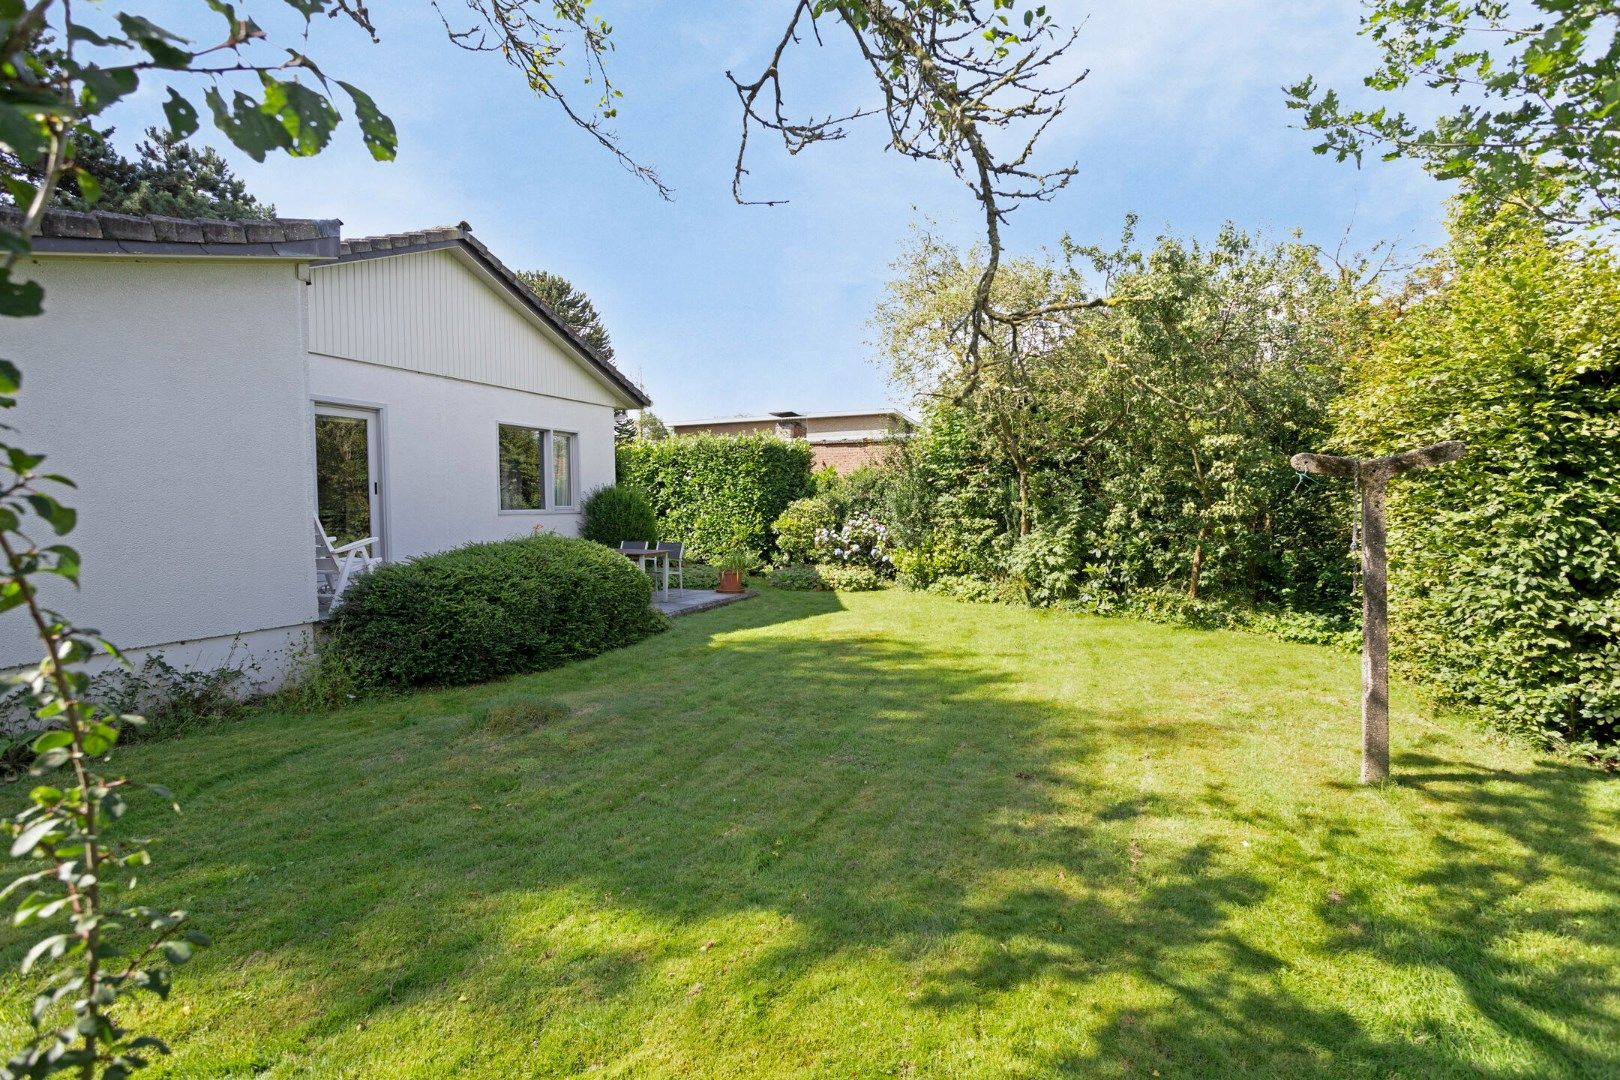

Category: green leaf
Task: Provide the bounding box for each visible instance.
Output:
[339,81,397,161]
[0,275,44,318]
[258,74,340,157]
[115,13,193,69]
[10,816,60,858]
[30,731,71,754]
[162,89,200,141]
[20,933,69,974]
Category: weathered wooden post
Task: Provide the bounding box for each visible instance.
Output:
[1290,441,1466,783]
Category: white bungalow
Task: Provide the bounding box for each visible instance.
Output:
[1,210,650,686]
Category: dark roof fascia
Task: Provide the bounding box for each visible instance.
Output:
[25,235,339,259]
[324,236,653,409]
[7,209,343,260]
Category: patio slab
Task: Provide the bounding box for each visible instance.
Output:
[653,588,758,618]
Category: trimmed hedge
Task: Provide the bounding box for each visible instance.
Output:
[616,434,813,561]
[326,534,667,688]
[581,484,658,547]
[1337,212,1620,754]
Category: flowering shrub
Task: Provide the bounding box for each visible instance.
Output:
[814,513,896,576]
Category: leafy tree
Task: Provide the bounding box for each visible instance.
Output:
[879,224,1364,611]
[1333,209,1620,755]
[635,411,670,442]
[516,270,614,359]
[1287,0,1620,228]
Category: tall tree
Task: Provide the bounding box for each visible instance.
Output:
[1287,0,1620,229]
[517,270,614,360]
[4,126,274,219]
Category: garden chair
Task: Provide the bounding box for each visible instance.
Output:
[655,541,686,590]
[315,516,381,608]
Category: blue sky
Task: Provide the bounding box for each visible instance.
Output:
[122,1,1453,422]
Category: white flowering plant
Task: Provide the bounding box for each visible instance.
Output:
[813,514,896,576]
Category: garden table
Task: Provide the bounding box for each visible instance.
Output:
[623,547,670,600]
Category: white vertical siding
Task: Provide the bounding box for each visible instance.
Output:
[308,249,623,408]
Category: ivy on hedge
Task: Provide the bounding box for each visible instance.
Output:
[616,434,813,561]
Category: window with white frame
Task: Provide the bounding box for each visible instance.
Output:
[552,431,575,508]
[498,424,577,511]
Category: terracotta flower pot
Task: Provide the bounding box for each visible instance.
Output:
[717,569,744,593]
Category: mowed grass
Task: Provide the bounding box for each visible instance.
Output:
[1,588,1616,1078]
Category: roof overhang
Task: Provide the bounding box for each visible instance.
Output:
[6,209,342,259]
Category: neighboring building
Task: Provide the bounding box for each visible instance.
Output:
[2,210,649,687]
[669,409,914,474]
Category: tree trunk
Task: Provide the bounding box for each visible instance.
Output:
[1188,524,1207,601]
[1359,476,1390,784]
[1016,465,1031,536]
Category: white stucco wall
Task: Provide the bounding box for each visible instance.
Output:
[0,256,317,671]
[308,354,617,558]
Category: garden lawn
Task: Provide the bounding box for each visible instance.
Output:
[2,588,1616,1078]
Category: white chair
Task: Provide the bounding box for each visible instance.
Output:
[315,516,380,608]
[655,541,686,591]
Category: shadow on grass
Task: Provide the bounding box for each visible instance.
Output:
[19,593,1615,1077]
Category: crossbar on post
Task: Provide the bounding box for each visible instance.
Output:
[1290,440,1465,783]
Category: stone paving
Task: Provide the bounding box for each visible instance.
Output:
[651,588,757,618]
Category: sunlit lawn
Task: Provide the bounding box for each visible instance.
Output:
[1,587,1616,1078]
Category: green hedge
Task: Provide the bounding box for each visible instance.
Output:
[326,534,666,688]
[581,484,658,547]
[616,434,813,561]
[1337,212,1620,754]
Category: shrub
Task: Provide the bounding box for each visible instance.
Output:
[581,484,658,547]
[766,564,827,591]
[817,564,886,591]
[1006,521,1083,606]
[813,512,896,575]
[1336,211,1620,752]
[766,563,887,591]
[680,562,721,590]
[327,534,667,688]
[813,464,892,519]
[616,433,813,561]
[772,496,837,565]
[90,654,249,740]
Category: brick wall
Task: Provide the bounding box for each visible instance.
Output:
[810,440,898,474]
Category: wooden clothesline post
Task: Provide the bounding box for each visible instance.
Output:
[1290,440,1467,783]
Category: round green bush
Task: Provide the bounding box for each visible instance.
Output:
[581,484,658,547]
[771,496,837,565]
[327,534,667,688]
